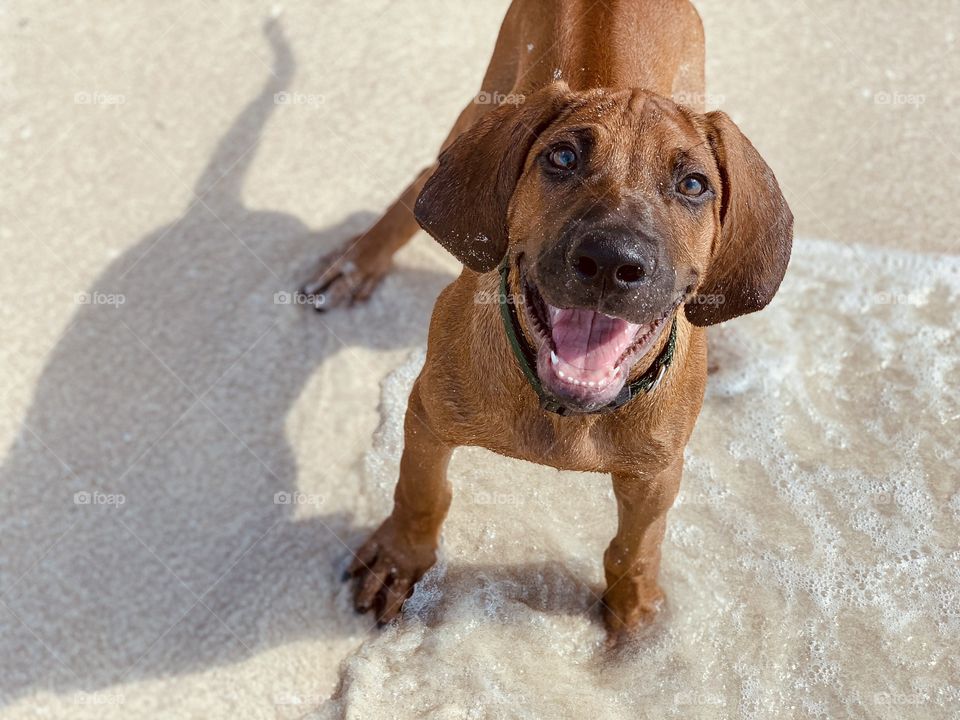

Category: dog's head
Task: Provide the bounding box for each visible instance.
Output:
[415,82,792,411]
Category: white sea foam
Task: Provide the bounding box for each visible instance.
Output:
[318,238,959,719]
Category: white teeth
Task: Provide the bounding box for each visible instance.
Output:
[551,355,618,389]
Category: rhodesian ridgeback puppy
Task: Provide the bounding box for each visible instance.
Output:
[302,0,792,638]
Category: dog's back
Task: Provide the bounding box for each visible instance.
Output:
[482,0,705,106]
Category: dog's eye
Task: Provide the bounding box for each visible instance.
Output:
[677,174,707,197]
[547,145,578,171]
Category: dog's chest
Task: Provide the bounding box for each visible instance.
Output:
[468,403,616,473]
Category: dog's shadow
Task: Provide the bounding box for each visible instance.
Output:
[0,20,456,702]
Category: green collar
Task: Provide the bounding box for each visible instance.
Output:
[498,258,678,416]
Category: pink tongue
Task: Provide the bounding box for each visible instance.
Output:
[549,305,640,377]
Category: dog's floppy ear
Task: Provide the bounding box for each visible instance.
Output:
[685,111,793,326]
[415,83,573,273]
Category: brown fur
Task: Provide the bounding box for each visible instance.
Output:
[303,0,792,639]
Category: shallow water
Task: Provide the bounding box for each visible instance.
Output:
[318,238,959,719]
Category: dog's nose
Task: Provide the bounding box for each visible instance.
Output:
[571,230,654,290]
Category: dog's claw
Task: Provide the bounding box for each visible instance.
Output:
[346,518,437,625]
[300,239,389,312]
[354,566,389,611]
[378,577,412,623]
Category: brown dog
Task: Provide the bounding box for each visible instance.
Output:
[302,0,792,638]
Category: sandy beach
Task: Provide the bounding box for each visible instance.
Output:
[2,1,958,718]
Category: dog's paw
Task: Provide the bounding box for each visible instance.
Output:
[601,579,665,644]
[346,518,437,625]
[299,239,389,311]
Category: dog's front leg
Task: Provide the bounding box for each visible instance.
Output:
[348,382,453,624]
[602,458,682,639]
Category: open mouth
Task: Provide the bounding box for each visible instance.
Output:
[520,271,678,410]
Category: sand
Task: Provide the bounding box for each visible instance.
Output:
[1,1,958,718]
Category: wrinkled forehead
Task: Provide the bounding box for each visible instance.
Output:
[538,89,710,177]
